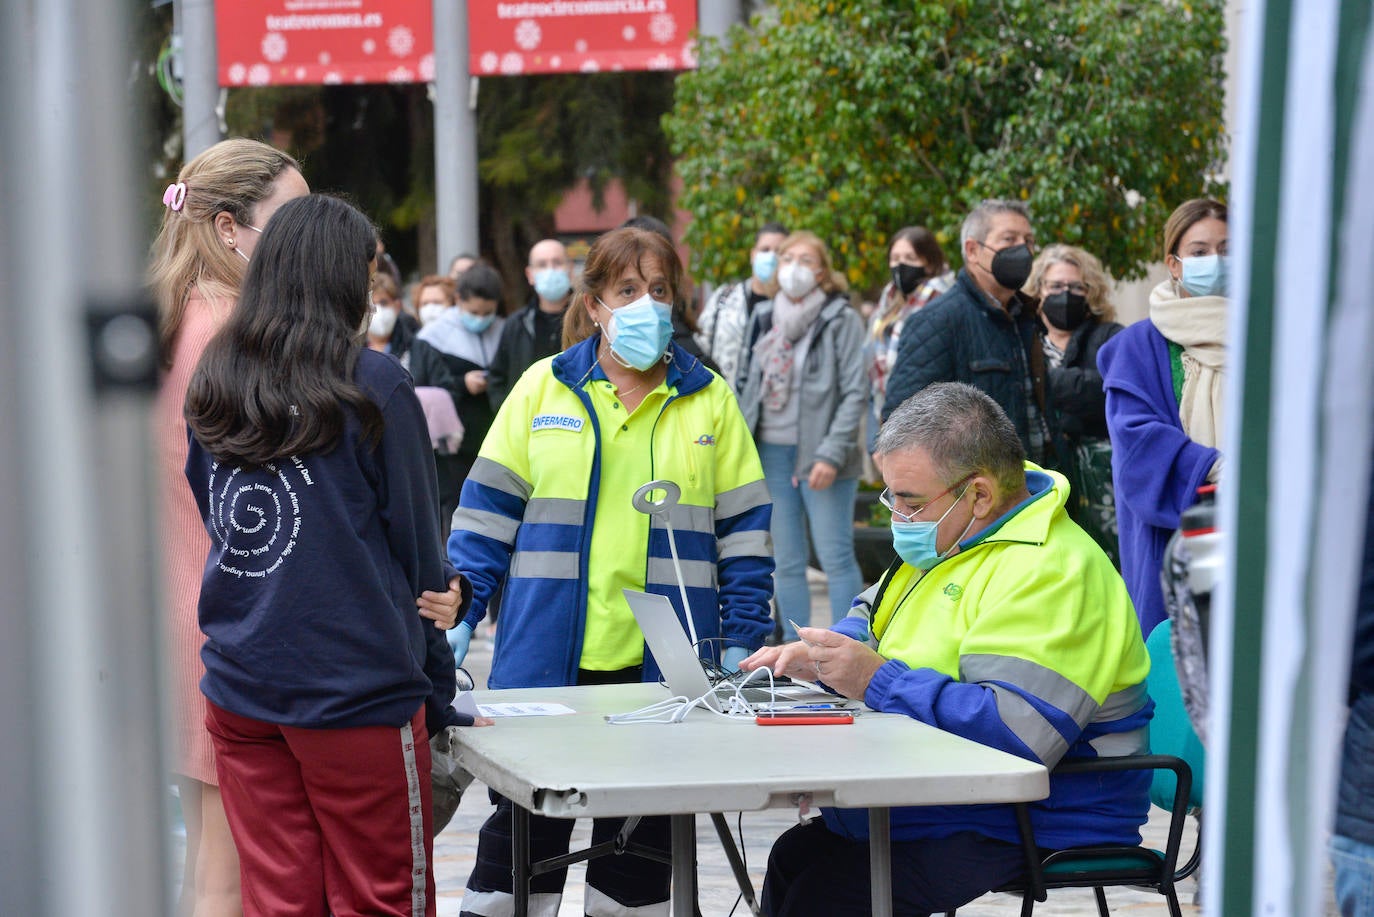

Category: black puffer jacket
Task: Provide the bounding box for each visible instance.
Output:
[1048,318,1123,441]
[486,298,565,411]
[882,268,1050,457]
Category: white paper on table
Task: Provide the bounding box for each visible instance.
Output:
[475,702,577,718]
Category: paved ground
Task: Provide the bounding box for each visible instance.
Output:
[434,570,1210,916]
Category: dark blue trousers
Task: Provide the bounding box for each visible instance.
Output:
[761,819,1026,916]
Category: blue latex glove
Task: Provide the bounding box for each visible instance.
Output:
[447,622,473,667]
[722,645,749,673]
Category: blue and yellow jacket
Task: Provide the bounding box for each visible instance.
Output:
[448,336,775,688]
[825,466,1153,849]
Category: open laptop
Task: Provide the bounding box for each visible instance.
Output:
[623,588,839,713]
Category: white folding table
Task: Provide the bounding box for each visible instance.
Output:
[454,683,1048,917]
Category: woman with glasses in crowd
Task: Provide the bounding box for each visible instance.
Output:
[1025,244,1123,565]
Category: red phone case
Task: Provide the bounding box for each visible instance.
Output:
[755,713,854,726]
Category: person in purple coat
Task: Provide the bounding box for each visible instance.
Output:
[1098,199,1228,635]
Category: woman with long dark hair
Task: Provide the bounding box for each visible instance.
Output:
[184,194,479,917]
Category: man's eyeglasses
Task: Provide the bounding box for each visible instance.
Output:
[1042,281,1088,296]
[879,475,972,524]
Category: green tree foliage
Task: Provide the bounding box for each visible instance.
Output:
[665,0,1228,290]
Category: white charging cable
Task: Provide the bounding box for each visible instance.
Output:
[605,667,787,725]
[631,480,699,647]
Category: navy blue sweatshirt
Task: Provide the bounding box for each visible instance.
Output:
[186,348,463,735]
[1335,457,1374,845]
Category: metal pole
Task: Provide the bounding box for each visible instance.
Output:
[179,0,223,158]
[698,1,743,40]
[2,0,167,914]
[434,0,480,266]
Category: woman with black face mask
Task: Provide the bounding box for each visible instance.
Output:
[863,226,953,458]
[1025,244,1124,566]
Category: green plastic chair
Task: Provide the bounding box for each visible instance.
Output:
[949,620,1205,916]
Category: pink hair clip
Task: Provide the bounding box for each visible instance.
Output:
[162,182,187,212]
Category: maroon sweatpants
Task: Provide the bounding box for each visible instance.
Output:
[207,701,435,917]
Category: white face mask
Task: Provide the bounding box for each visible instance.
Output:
[369,305,398,338]
[777,262,818,300]
[419,303,448,326]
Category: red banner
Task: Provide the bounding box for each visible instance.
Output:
[216,1,434,87]
[468,1,698,76]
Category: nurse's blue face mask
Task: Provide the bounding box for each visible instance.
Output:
[596,294,673,371]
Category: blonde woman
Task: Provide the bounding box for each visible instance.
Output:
[149,137,308,916]
[1025,244,1124,565]
[738,231,867,635]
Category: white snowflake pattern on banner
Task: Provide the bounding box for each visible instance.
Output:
[362,38,376,55]
[294,66,307,79]
[248,64,271,86]
[574,39,588,53]
[480,51,499,73]
[648,53,675,70]
[387,66,413,83]
[580,60,600,72]
[680,40,697,68]
[500,52,524,74]
[261,32,287,62]
[515,19,541,50]
[550,55,562,68]
[418,54,435,81]
[649,13,677,44]
[323,72,343,84]
[319,51,332,65]
[227,63,247,84]
[622,25,636,41]
[388,26,415,58]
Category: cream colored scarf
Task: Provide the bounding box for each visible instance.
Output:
[1149,280,1228,451]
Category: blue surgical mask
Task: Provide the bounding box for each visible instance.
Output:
[459,310,495,334]
[1178,254,1228,297]
[752,250,778,284]
[890,482,974,571]
[533,267,571,302]
[597,294,674,371]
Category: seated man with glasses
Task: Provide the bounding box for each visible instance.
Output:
[741,382,1150,916]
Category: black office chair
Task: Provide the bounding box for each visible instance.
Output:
[948,620,1204,916]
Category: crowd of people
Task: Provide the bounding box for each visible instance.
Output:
[156,135,1349,917]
